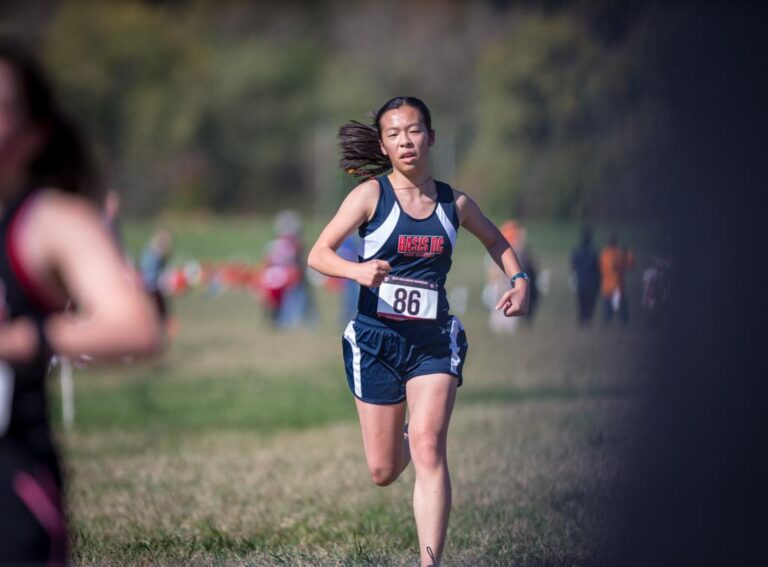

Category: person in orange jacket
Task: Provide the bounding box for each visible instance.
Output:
[599,233,634,325]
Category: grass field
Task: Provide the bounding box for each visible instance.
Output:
[51,217,658,566]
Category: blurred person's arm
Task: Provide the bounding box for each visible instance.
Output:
[455,190,528,316]
[308,180,391,288]
[7,191,163,363]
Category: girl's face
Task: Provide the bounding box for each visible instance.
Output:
[0,60,41,183]
[378,105,434,175]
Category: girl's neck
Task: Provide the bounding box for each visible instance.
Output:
[388,169,433,192]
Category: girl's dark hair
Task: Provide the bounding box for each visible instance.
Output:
[0,40,102,204]
[339,96,432,180]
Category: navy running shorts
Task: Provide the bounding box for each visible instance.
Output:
[342,313,469,405]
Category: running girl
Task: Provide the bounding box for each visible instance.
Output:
[0,41,162,564]
[308,96,529,566]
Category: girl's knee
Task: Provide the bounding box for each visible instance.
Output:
[409,431,445,471]
[368,464,400,486]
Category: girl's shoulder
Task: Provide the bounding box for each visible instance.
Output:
[340,177,384,224]
[350,177,382,200]
[447,186,472,208]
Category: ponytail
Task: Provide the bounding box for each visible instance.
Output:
[338,96,433,181]
[338,118,391,180]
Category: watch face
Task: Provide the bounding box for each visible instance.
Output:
[511,273,529,287]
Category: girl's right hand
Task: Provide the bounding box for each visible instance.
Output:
[354,260,391,288]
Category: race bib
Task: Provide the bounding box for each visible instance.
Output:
[377,276,438,321]
[0,361,13,437]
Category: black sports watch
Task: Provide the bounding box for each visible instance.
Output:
[510,272,530,288]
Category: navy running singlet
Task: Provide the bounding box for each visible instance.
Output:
[357,176,459,322]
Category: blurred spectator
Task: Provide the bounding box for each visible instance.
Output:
[501,221,539,324]
[599,233,634,325]
[140,229,173,322]
[336,233,359,326]
[102,189,123,248]
[516,238,539,325]
[571,227,601,325]
[485,220,538,333]
[642,246,672,327]
[258,210,316,329]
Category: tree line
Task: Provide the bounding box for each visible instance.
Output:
[1,0,667,219]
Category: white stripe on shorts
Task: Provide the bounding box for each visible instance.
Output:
[343,320,363,398]
[449,316,463,374]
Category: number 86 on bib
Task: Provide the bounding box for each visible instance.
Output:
[376,276,439,321]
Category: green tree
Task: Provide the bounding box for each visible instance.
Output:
[462,12,657,219]
[44,2,210,213]
[197,37,323,211]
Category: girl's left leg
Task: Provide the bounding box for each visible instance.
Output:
[405,373,458,567]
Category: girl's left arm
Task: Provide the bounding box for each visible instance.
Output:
[455,191,529,316]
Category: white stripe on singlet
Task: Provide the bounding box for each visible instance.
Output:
[435,203,457,249]
[360,204,400,260]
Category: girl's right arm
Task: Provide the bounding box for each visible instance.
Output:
[308,180,391,288]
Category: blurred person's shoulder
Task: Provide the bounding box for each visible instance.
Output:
[27,188,102,228]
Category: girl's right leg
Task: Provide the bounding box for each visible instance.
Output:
[354,398,410,486]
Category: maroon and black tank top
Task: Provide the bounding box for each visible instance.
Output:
[0,190,59,465]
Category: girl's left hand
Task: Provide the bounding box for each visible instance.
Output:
[495,282,530,317]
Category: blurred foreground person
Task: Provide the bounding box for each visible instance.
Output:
[0,42,162,565]
[571,227,601,325]
[309,97,529,567]
[599,233,634,325]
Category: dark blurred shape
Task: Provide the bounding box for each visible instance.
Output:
[641,242,672,328]
[602,3,767,566]
[571,226,600,325]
